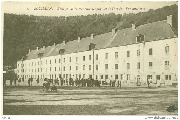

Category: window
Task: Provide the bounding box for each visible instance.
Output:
[105,64,108,70]
[32,62,33,66]
[69,57,71,62]
[105,75,108,80]
[46,60,47,64]
[115,75,118,80]
[105,53,108,59]
[137,62,140,69]
[127,74,130,80]
[89,55,91,60]
[165,61,169,66]
[76,66,78,70]
[149,48,152,55]
[76,57,78,62]
[96,65,98,70]
[149,62,153,67]
[83,74,85,78]
[115,52,118,59]
[70,66,71,70]
[50,67,51,71]
[83,56,85,61]
[50,60,51,64]
[156,75,160,80]
[96,54,98,60]
[63,66,65,71]
[147,75,152,79]
[127,63,130,69]
[59,67,60,71]
[83,65,85,70]
[115,64,118,69]
[101,75,103,79]
[96,75,98,80]
[55,59,56,63]
[64,58,65,62]
[89,65,91,70]
[120,74,123,80]
[165,46,169,54]
[137,49,140,56]
[59,59,60,63]
[127,51,130,57]
[165,75,171,80]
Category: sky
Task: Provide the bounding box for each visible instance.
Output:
[2,1,177,16]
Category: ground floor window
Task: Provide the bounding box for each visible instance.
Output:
[105,75,108,80]
[115,74,118,80]
[127,74,130,80]
[101,75,103,79]
[165,75,171,80]
[156,75,160,80]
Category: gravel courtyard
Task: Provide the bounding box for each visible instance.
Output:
[3,86,178,115]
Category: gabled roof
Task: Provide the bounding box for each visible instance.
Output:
[109,20,176,47]
[24,20,176,61]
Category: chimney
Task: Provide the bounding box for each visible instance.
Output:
[112,29,115,35]
[78,37,81,42]
[54,43,56,46]
[167,15,172,26]
[36,47,38,51]
[43,46,45,49]
[29,49,31,53]
[132,24,136,30]
[63,41,66,45]
[91,34,94,39]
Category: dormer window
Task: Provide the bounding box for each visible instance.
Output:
[136,34,144,43]
[59,49,65,54]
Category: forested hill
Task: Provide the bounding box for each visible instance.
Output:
[3,4,178,68]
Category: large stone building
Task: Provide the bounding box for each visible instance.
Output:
[17,15,178,87]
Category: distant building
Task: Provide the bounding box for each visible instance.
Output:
[17,15,178,87]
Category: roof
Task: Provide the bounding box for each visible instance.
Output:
[109,20,176,47]
[24,20,176,60]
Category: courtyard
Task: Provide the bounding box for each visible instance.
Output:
[3,86,178,115]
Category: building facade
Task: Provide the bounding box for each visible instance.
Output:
[16,15,178,87]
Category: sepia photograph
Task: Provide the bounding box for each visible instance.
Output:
[2,1,178,116]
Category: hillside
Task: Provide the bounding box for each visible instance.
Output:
[3,4,178,68]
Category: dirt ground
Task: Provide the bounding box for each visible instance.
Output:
[3,86,178,115]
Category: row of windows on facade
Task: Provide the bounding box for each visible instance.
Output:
[18,60,170,73]
[19,73,172,81]
[18,46,170,68]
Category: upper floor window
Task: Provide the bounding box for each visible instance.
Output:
[105,64,108,70]
[89,55,91,60]
[64,58,65,62]
[83,65,85,70]
[70,66,71,70]
[50,60,51,64]
[149,62,153,67]
[83,56,85,61]
[165,61,169,66]
[59,59,60,63]
[165,46,169,54]
[89,65,91,70]
[156,75,160,80]
[105,53,108,59]
[70,57,71,62]
[55,59,56,63]
[96,54,98,60]
[127,63,130,69]
[76,57,78,62]
[63,66,65,71]
[149,48,153,55]
[115,52,118,59]
[137,49,140,56]
[115,64,118,69]
[127,51,130,57]
[76,66,78,70]
[96,65,98,70]
[137,62,140,69]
